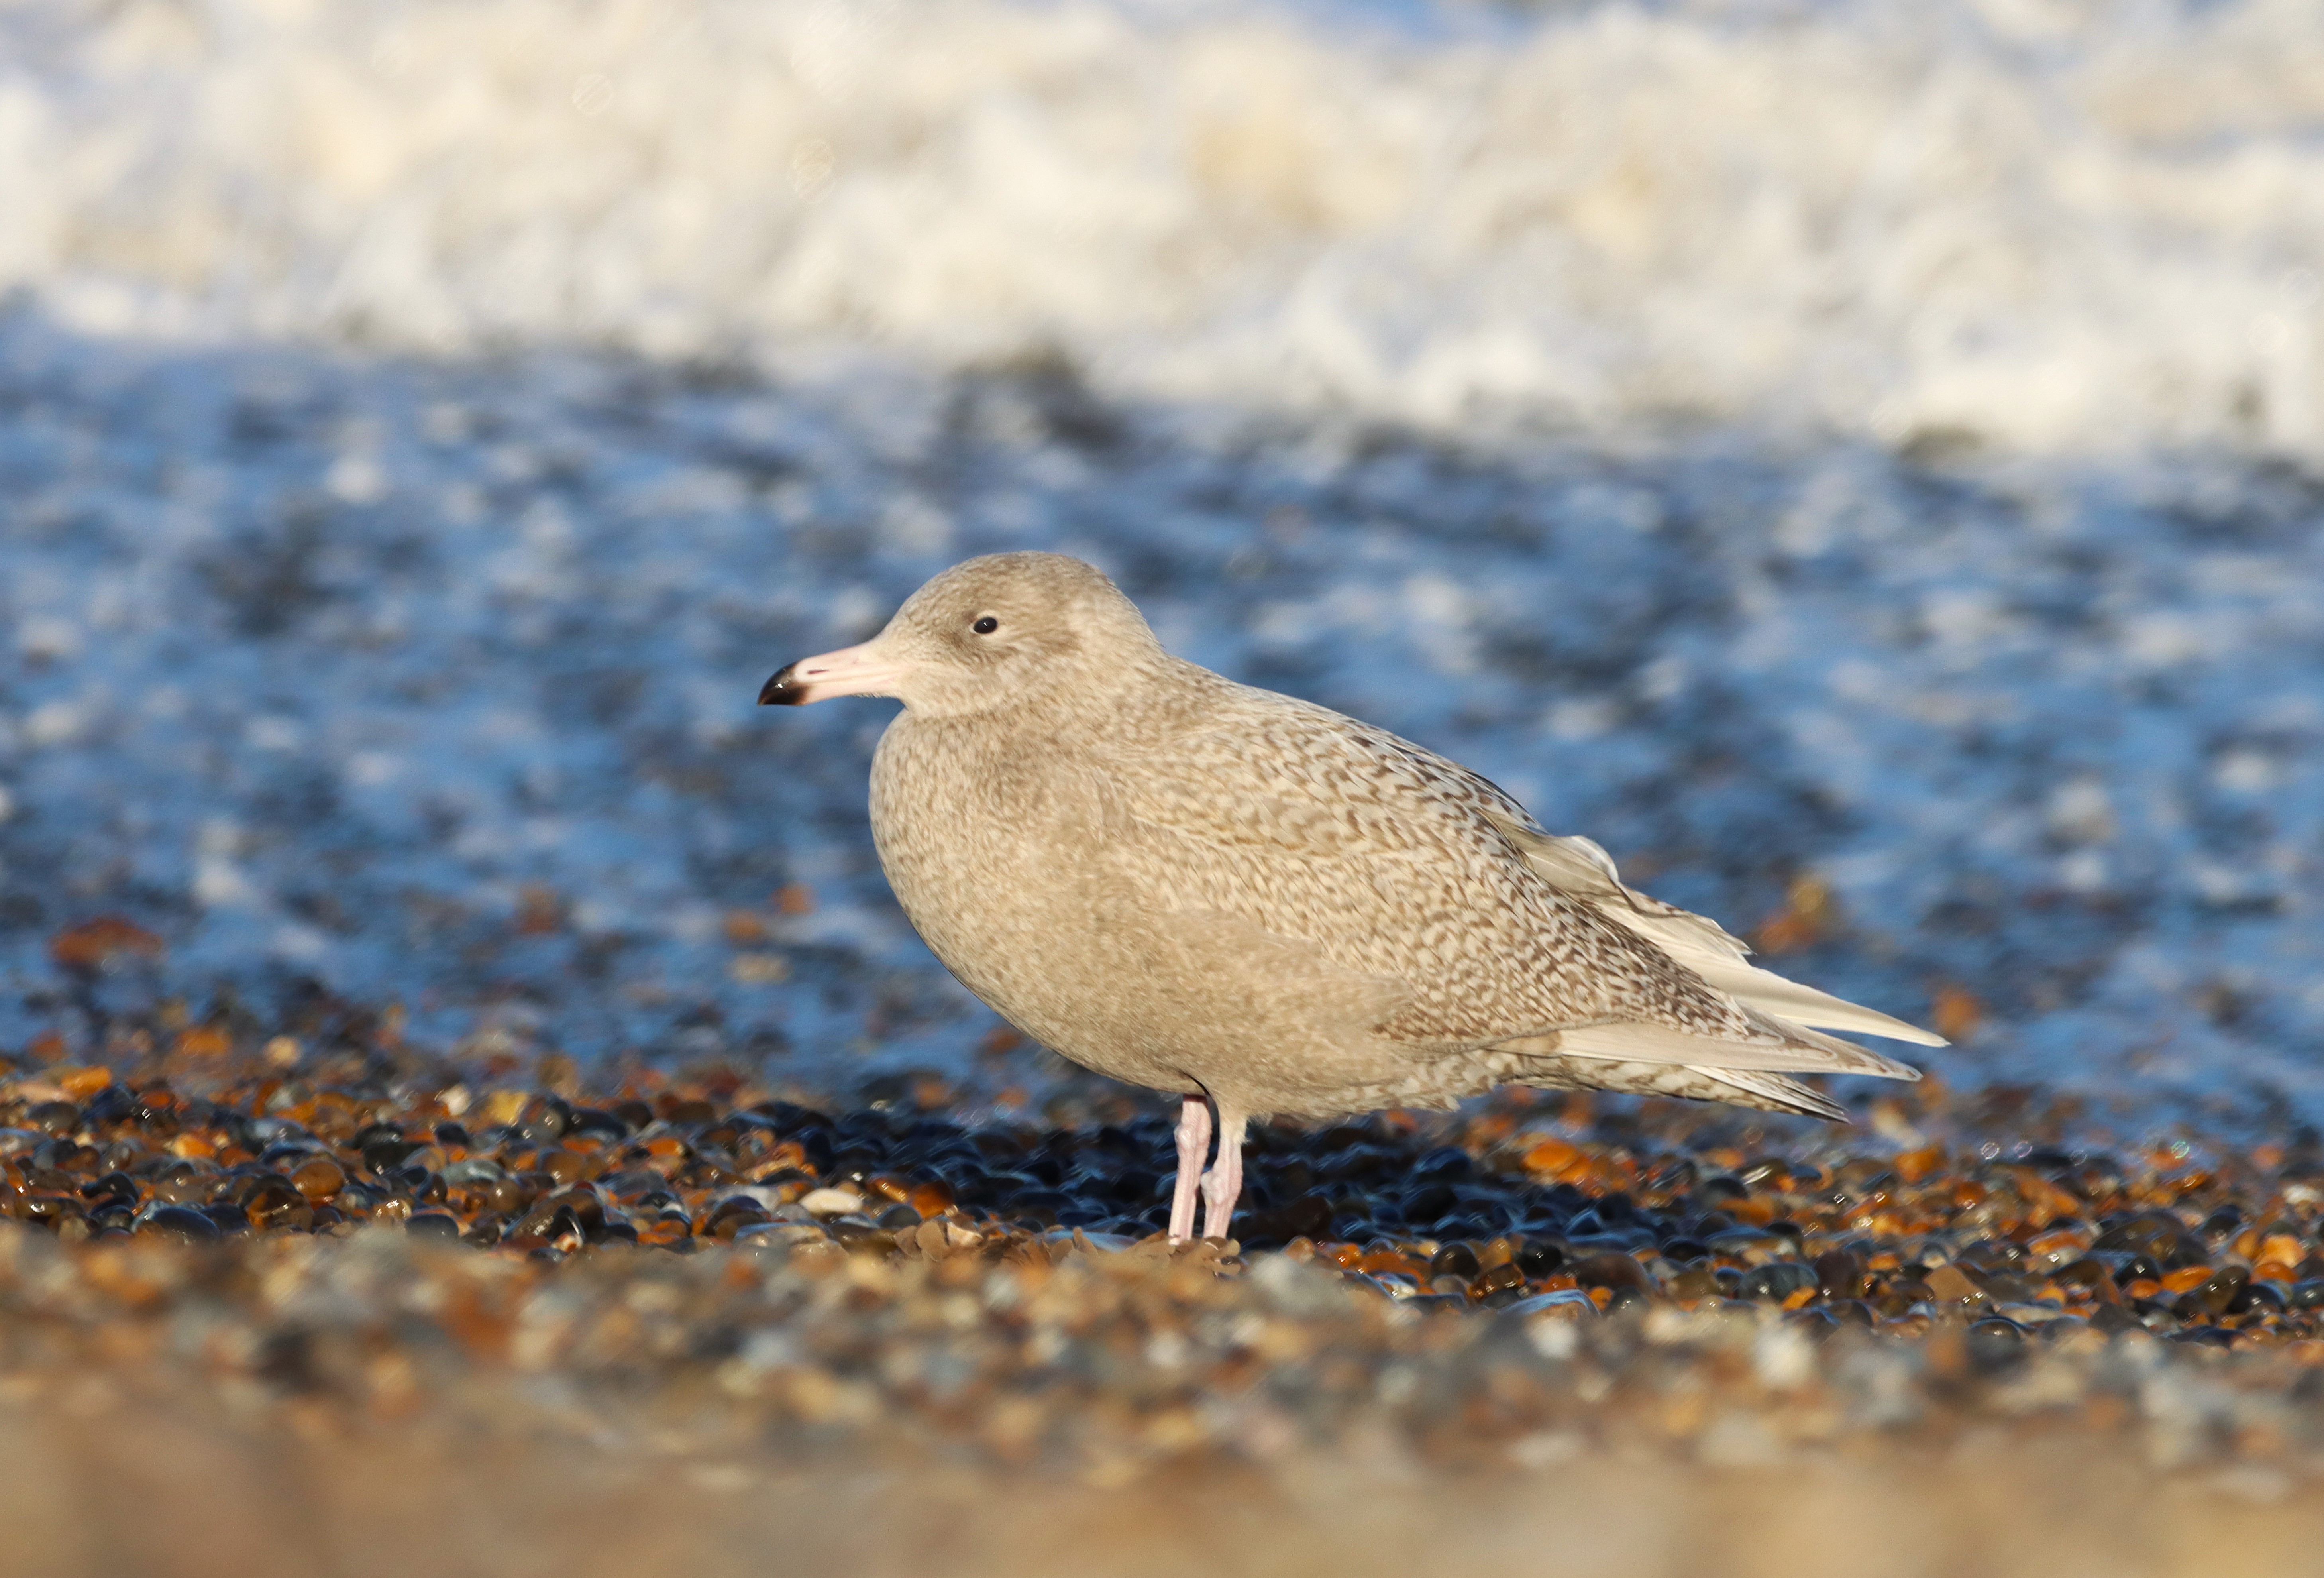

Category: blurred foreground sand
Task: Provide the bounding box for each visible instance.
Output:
[2,1385,2315,1578]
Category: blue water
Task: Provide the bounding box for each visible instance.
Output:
[2,316,2318,1129]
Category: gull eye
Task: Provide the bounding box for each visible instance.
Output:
[971,616,999,635]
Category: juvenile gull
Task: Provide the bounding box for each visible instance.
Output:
[761,553,1940,1242]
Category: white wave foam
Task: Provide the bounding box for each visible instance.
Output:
[3,0,2322,451]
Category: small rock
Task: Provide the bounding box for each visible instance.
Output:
[799,1187,866,1217]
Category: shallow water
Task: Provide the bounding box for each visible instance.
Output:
[2,0,2322,1122]
[0,313,2318,1124]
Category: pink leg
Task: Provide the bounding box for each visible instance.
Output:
[1200,1109,1247,1242]
[1167,1095,1212,1243]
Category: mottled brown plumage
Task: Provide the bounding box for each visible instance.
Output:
[761,552,1939,1240]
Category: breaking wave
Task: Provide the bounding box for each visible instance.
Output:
[2,0,2322,450]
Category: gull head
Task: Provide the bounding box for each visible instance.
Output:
[758,552,1163,719]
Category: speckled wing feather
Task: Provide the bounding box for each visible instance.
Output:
[1108,678,1919,1081]
[1478,820,1947,1047]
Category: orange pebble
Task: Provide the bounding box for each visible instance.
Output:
[292,1157,346,1203]
[174,1025,232,1058]
[1892,1145,1945,1184]
[55,1066,113,1099]
[1522,1136,1580,1175]
[48,916,162,971]
[1930,986,1983,1042]
[2026,1227,2087,1261]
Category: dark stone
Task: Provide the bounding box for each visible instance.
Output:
[1515,1239,1567,1278]
[407,1212,463,1241]
[1814,1247,1868,1300]
[1964,1318,2027,1370]
[2093,1212,2207,1269]
[1643,1158,1698,1195]
[1315,1144,1395,1185]
[1428,1242,1482,1281]
[1960,1238,2026,1274]
[1602,1284,1652,1317]
[138,1205,220,1241]
[796,1130,836,1176]
[361,1136,418,1173]
[82,1087,135,1126]
[79,1171,139,1208]
[245,1175,308,1230]
[480,1176,534,1216]
[565,1108,630,1140]
[1431,1214,1501,1244]
[25,1102,80,1136]
[1411,1146,1474,1183]
[1566,1226,1653,1254]
[1737,1261,1818,1303]
[1785,1307,1839,1338]
[1706,1227,1784,1260]
[1005,1188,1068,1226]
[1569,1251,1650,1291]
[1472,1261,1526,1299]
[542,1187,606,1232]
[2182,1264,2250,1317]
[1239,1193,1333,1247]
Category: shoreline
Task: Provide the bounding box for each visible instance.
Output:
[0,1038,2318,1576]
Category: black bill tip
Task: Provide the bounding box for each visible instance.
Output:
[758,664,805,705]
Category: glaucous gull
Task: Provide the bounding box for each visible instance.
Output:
[762,553,1939,1242]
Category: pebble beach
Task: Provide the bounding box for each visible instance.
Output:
[7,1028,2324,1575]
[5,0,2324,1570]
